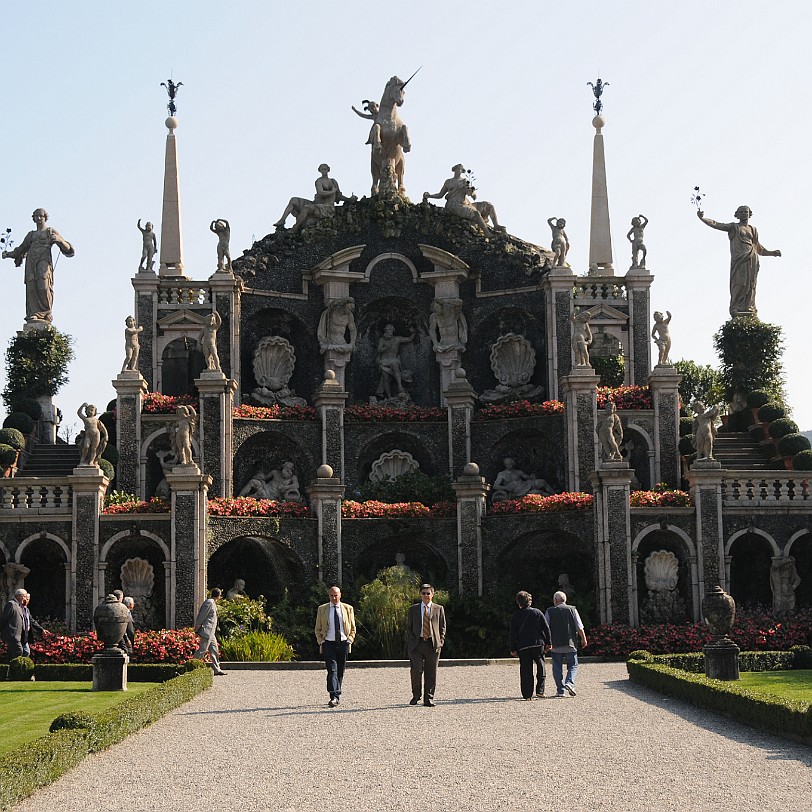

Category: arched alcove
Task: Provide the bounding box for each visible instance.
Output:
[161,337,205,397]
[19,538,67,623]
[634,529,693,624]
[486,429,563,494]
[232,431,313,499]
[353,537,449,590]
[729,532,774,609]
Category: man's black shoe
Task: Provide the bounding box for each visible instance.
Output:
[424,699,436,707]
[409,697,420,705]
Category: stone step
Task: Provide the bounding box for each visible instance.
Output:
[18,444,81,477]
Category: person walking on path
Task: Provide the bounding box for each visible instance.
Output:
[0,588,27,660]
[406,583,446,707]
[314,585,356,707]
[194,588,225,676]
[509,591,551,700]
[19,590,47,657]
[544,591,587,697]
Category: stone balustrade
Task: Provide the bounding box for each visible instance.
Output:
[0,477,73,513]
[157,283,211,306]
[720,471,809,506]
[572,279,627,302]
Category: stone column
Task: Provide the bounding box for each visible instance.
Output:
[68,466,108,631]
[648,365,682,488]
[444,369,476,479]
[194,370,237,498]
[624,268,654,386]
[131,272,159,391]
[452,463,488,596]
[165,464,211,629]
[313,371,348,480]
[307,465,346,586]
[112,371,149,496]
[542,267,576,401]
[590,463,633,625]
[561,368,600,493]
[687,460,724,609]
[208,270,242,388]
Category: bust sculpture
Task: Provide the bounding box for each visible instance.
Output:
[77,403,108,467]
[274,164,357,233]
[226,578,248,600]
[491,457,555,502]
[596,402,623,462]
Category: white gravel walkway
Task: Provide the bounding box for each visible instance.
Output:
[12,662,811,812]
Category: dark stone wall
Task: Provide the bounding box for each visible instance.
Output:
[136,292,155,390]
[173,495,197,628]
[632,290,650,385]
[214,293,232,378]
[555,291,572,380]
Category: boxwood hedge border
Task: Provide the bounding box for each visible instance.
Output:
[0,664,212,810]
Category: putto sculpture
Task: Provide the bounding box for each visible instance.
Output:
[571,310,593,367]
[172,405,197,466]
[274,164,356,233]
[651,310,672,366]
[547,217,570,267]
[423,164,497,234]
[596,402,623,462]
[77,403,108,467]
[199,312,223,372]
[137,219,157,271]
[627,214,648,269]
[210,219,231,272]
[122,316,144,373]
[691,400,719,461]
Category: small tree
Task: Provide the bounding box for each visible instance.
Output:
[673,360,724,410]
[3,328,74,410]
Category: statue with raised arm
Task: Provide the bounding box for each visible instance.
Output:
[627,214,648,269]
[548,217,570,267]
[571,310,593,367]
[423,164,495,233]
[122,316,144,372]
[596,402,623,462]
[137,219,157,271]
[199,312,222,371]
[172,405,197,466]
[697,206,781,318]
[375,324,416,400]
[692,399,719,461]
[651,310,672,366]
[770,557,801,613]
[77,403,108,467]
[209,219,231,271]
[2,208,74,325]
[274,164,357,234]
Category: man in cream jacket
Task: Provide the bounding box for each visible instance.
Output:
[314,586,357,707]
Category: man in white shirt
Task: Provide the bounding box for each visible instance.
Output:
[314,586,356,707]
[406,583,446,707]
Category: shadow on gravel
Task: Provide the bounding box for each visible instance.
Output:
[604,678,812,765]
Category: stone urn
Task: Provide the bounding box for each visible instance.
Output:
[93,595,130,650]
[702,585,739,681]
[702,585,736,641]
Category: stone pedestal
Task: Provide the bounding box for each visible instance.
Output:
[452,463,488,595]
[561,367,600,493]
[541,267,576,400]
[444,369,476,479]
[194,371,236,497]
[208,271,242,386]
[68,466,108,631]
[92,649,128,691]
[623,267,653,385]
[307,466,345,586]
[166,464,211,628]
[703,641,740,681]
[35,395,58,444]
[112,371,149,496]
[132,272,160,390]
[648,365,682,488]
[590,463,633,624]
[314,372,348,480]
[688,461,724,599]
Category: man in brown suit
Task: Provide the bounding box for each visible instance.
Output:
[407,583,446,707]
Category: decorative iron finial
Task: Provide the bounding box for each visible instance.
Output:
[161,79,184,116]
[587,77,609,115]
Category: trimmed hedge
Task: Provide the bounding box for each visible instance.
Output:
[2,412,34,435]
[757,402,785,423]
[0,427,25,450]
[794,450,812,471]
[643,650,794,674]
[768,417,799,439]
[0,666,212,809]
[627,659,812,745]
[778,432,811,457]
[30,662,202,682]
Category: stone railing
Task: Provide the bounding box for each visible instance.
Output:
[572,279,627,302]
[157,283,211,306]
[0,478,73,514]
[720,471,809,506]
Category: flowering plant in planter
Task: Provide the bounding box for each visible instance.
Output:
[233,403,317,421]
[629,487,691,507]
[102,497,170,515]
[208,497,311,518]
[488,492,594,515]
[475,400,565,420]
[344,403,446,422]
[342,500,437,518]
[143,392,198,414]
[596,385,653,410]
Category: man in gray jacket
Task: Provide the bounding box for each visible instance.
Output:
[545,591,587,697]
[1,589,26,660]
[194,588,225,675]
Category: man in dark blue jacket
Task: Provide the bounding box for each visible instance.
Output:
[509,591,552,700]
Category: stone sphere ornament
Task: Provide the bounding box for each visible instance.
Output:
[316,464,334,478]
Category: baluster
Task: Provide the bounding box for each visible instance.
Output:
[0,485,13,510]
[43,484,55,510]
[777,478,791,502]
[764,478,777,502]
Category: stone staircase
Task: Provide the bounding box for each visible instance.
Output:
[713,431,783,471]
[18,442,81,477]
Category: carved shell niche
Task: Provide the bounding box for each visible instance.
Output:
[369,450,420,482]
[489,334,536,388]
[644,550,679,592]
[121,557,155,598]
[253,336,296,391]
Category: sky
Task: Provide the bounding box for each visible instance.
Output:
[1,1,810,436]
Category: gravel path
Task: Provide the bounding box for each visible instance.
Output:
[13,662,811,811]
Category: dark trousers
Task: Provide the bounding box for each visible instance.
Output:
[518,646,546,698]
[409,638,441,700]
[322,640,348,698]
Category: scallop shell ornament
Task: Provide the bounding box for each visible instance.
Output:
[644,550,679,592]
[489,334,536,388]
[369,450,420,482]
[252,336,296,391]
[121,557,155,598]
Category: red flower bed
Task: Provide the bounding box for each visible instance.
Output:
[428,500,457,517]
[233,404,317,421]
[596,385,653,410]
[629,489,691,508]
[488,492,594,515]
[475,400,565,420]
[207,497,311,518]
[142,392,198,414]
[102,497,170,515]
[344,404,446,422]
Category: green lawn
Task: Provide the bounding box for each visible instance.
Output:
[737,670,812,703]
[0,682,159,756]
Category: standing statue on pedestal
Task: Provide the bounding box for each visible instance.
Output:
[571,310,593,367]
[210,219,231,271]
[122,316,144,372]
[2,208,74,325]
[374,324,416,402]
[692,400,719,461]
[429,298,467,353]
[423,165,497,234]
[199,312,222,372]
[651,311,672,366]
[172,405,197,466]
[318,298,357,353]
[596,402,623,462]
[770,557,801,613]
[77,403,108,467]
[274,164,357,234]
[548,217,570,267]
[627,214,648,269]
[137,220,157,271]
[697,206,781,318]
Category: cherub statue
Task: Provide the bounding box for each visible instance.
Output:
[77,403,108,467]
[627,214,648,269]
[122,316,144,372]
[548,217,570,267]
[210,219,231,271]
[651,311,672,366]
[351,99,381,150]
[596,402,623,462]
[199,311,222,371]
[691,400,719,461]
[571,310,593,367]
[172,405,197,466]
[137,219,157,271]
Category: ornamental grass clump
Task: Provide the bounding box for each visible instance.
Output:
[219,631,295,662]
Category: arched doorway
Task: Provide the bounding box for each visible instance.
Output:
[19,537,67,624]
[729,533,773,609]
[789,533,812,609]
[354,537,449,590]
[161,337,205,397]
[634,529,693,624]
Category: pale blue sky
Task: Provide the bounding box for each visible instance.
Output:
[1,2,809,433]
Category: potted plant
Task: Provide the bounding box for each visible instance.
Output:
[0,443,18,477]
[779,433,812,469]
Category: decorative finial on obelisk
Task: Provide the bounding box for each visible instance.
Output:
[158,79,185,277]
[587,76,614,275]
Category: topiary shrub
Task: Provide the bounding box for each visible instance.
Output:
[98,458,115,480]
[0,427,25,450]
[746,389,771,409]
[3,412,34,435]
[627,650,653,662]
[7,397,42,421]
[678,435,695,455]
[0,444,18,469]
[99,411,116,436]
[679,417,694,437]
[768,417,799,440]
[2,327,74,411]
[790,645,812,669]
[758,402,785,423]
[49,712,96,733]
[793,450,812,471]
[8,656,35,681]
[778,433,811,457]
[101,443,119,466]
